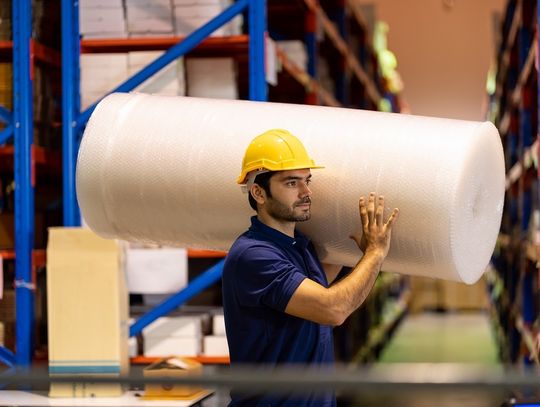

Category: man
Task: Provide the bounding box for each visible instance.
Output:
[222,129,399,406]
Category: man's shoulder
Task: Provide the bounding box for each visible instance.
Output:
[225,232,289,267]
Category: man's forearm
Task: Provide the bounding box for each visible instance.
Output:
[328,249,385,321]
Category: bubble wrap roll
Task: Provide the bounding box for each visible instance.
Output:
[76,93,505,284]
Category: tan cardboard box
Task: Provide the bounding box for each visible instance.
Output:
[46,227,129,397]
[143,357,203,399]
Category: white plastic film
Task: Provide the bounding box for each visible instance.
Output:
[76,93,505,284]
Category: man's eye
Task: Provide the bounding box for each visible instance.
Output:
[287,181,296,187]
[306,179,312,185]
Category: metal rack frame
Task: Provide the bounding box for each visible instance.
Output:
[0,0,267,369]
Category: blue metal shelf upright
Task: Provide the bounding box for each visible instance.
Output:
[0,0,35,369]
[61,0,267,345]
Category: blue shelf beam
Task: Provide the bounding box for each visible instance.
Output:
[12,0,35,367]
[0,347,15,368]
[130,260,224,337]
[0,125,13,145]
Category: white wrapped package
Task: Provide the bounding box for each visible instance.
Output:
[76,93,505,284]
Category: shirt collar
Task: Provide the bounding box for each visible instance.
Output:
[249,216,310,250]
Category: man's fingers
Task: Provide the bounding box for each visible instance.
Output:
[385,208,399,229]
[375,195,384,226]
[359,197,369,229]
[367,192,375,224]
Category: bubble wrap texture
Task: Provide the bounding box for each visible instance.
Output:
[76,93,505,284]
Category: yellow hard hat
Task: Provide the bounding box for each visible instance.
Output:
[237,129,324,184]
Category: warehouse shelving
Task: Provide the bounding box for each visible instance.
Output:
[0,0,64,369]
[489,0,540,366]
[1,0,406,370]
[267,0,397,111]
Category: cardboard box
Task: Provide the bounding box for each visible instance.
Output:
[144,336,201,357]
[143,316,202,338]
[212,313,225,336]
[186,57,237,99]
[125,247,188,294]
[203,335,228,356]
[47,228,129,397]
[143,357,203,399]
[80,7,126,35]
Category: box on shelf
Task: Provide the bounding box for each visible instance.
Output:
[79,0,123,8]
[125,246,188,294]
[143,357,203,399]
[144,336,201,357]
[212,313,225,336]
[143,316,202,338]
[80,6,126,38]
[126,0,174,36]
[47,228,129,397]
[186,57,237,99]
[143,316,206,357]
[202,335,228,356]
[128,51,186,96]
[81,53,129,109]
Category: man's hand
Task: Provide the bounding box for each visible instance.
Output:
[350,192,399,258]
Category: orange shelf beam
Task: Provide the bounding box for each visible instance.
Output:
[0,40,60,66]
[0,145,61,176]
[81,35,249,58]
[0,249,46,266]
[187,249,227,258]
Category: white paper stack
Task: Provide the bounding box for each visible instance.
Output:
[173,0,242,37]
[277,40,308,72]
[143,316,203,357]
[126,0,174,37]
[202,312,228,356]
[186,57,237,99]
[80,53,129,110]
[124,245,188,294]
[79,0,127,39]
[128,51,186,96]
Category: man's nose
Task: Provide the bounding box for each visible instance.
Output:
[299,182,312,197]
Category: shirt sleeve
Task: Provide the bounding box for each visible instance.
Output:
[233,244,306,312]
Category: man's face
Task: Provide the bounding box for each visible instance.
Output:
[264,169,313,222]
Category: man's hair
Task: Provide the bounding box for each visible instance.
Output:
[248,171,276,211]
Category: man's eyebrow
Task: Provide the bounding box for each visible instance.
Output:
[281,174,312,181]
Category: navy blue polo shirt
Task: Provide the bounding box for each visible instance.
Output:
[222,216,336,407]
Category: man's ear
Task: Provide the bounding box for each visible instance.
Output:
[250,184,265,205]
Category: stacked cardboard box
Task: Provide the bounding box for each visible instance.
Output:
[47,228,129,397]
[186,57,237,99]
[125,244,188,293]
[143,316,203,357]
[203,311,229,356]
[80,53,129,109]
[126,0,174,37]
[80,0,127,39]
[173,0,242,37]
[128,51,186,96]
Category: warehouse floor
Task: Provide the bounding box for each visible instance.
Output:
[348,311,511,407]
